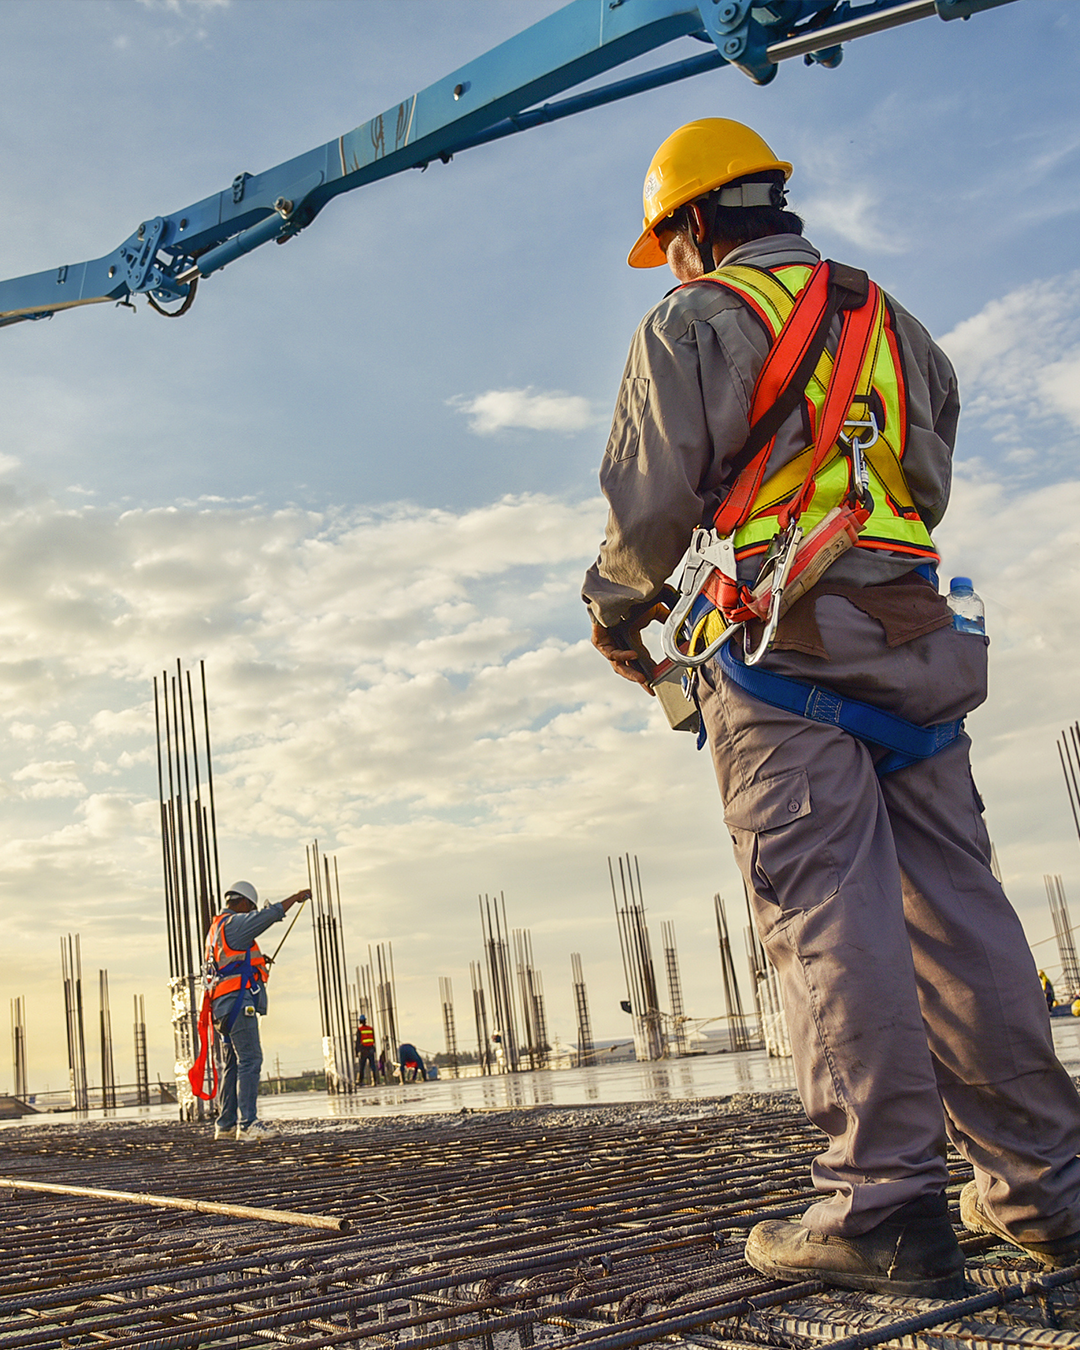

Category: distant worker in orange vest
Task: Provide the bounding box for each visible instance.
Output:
[584,117,1080,1296]
[354,1015,378,1086]
[205,880,310,1142]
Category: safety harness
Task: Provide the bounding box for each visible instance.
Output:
[657,257,962,774]
[188,915,266,1102]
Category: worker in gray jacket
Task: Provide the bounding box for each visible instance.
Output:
[584,117,1080,1296]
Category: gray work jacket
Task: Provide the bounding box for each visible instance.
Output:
[582,235,960,629]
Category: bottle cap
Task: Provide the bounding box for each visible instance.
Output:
[949,576,973,592]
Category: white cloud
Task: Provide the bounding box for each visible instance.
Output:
[450,388,598,436]
[11,760,86,800]
[796,188,907,255]
[940,270,1080,444]
[135,0,229,11]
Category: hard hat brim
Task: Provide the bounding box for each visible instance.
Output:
[627,227,669,270]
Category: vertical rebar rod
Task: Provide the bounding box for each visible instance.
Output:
[168,674,194,982]
[99,970,116,1112]
[329,854,353,1091]
[323,853,341,1088]
[184,668,211,943]
[174,664,200,977]
[200,660,222,905]
[153,677,179,979]
[309,845,331,1046]
[74,935,89,1110]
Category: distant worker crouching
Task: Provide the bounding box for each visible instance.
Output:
[205,880,310,1142]
[355,1015,378,1086]
[397,1043,426,1083]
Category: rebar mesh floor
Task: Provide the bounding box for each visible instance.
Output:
[2,1097,1079,1349]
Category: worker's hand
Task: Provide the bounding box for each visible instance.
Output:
[282,888,312,912]
[590,602,667,693]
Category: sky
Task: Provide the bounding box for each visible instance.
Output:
[0,0,1079,1094]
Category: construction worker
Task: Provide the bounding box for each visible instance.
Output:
[583,118,1080,1296]
[1039,970,1055,1012]
[355,1015,378,1086]
[397,1042,426,1083]
[205,880,310,1141]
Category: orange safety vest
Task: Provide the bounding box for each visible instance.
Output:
[700,261,938,569]
[205,913,269,1002]
[357,1023,376,1049]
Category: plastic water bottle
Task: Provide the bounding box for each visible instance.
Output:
[947,576,985,636]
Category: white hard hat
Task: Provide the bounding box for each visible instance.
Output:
[224,880,258,906]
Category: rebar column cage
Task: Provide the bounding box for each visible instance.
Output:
[714,894,754,1053]
[571,951,594,1068]
[1047,873,1080,998]
[10,996,28,1100]
[440,975,460,1077]
[610,855,664,1062]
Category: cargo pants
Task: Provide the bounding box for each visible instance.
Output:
[697,595,1080,1240]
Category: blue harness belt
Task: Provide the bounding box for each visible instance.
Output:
[215,952,256,1034]
[714,640,964,776]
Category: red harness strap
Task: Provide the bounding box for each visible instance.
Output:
[711,261,836,539]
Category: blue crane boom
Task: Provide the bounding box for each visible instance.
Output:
[0,0,1016,331]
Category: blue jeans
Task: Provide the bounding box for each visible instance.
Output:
[215,1009,263,1129]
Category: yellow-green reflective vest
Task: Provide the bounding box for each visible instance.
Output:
[710,262,938,566]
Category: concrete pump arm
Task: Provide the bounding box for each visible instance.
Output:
[0,0,1016,331]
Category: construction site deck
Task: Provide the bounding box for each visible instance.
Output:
[3,1095,1080,1350]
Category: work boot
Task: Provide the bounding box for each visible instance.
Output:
[237,1120,279,1143]
[213,1124,238,1142]
[960,1182,1080,1268]
[745,1193,966,1298]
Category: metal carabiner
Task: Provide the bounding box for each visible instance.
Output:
[660,529,742,668]
[742,523,802,667]
[839,409,878,507]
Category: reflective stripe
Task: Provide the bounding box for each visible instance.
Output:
[206,913,268,1002]
[706,263,938,566]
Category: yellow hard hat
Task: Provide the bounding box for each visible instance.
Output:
[628,118,792,269]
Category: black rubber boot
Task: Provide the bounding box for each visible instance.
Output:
[960,1181,1080,1268]
[745,1192,967,1298]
